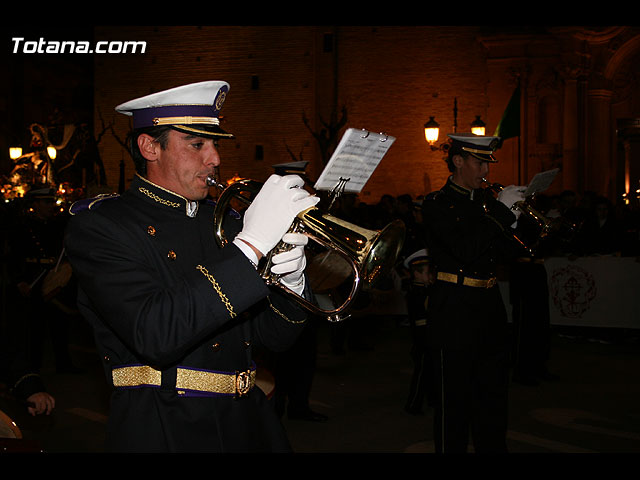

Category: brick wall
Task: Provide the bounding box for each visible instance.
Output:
[333,26,490,202]
[94,26,318,192]
[93,26,509,203]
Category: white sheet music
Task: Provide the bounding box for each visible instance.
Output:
[314,128,396,193]
[525,168,559,197]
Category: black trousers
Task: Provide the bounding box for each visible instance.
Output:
[510,261,551,379]
[274,319,318,415]
[405,342,433,413]
[431,343,509,453]
[427,283,510,453]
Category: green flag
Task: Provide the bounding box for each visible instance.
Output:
[494,85,521,140]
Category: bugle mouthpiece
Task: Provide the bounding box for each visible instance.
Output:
[206,174,219,187]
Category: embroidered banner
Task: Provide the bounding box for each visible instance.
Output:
[545,256,640,328]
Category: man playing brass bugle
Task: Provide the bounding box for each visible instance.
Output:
[64,81,318,452]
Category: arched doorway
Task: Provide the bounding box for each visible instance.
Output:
[605,32,640,204]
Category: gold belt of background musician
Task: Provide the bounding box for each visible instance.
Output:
[436,271,497,288]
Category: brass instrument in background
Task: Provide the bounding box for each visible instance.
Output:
[207,175,406,322]
[481,178,578,254]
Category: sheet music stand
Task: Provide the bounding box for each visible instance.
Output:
[314,128,396,207]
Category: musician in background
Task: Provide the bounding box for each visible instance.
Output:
[1,334,56,418]
[403,248,435,415]
[576,195,621,256]
[509,196,558,386]
[421,134,525,453]
[1,194,57,418]
[269,162,328,423]
[5,187,78,374]
[63,81,319,452]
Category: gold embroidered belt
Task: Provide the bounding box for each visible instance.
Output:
[436,271,497,289]
[111,364,256,398]
[25,257,56,264]
[515,257,545,264]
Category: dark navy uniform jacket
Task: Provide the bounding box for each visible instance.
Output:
[421,177,520,349]
[406,281,429,351]
[64,174,307,452]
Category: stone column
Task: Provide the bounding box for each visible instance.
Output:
[562,70,579,192]
[586,88,613,196]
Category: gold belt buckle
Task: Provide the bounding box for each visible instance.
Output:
[486,277,497,288]
[235,369,251,398]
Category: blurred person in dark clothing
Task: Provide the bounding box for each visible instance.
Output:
[403,248,435,415]
[507,194,559,386]
[269,163,327,423]
[273,308,327,422]
[5,187,78,374]
[509,256,556,386]
[396,194,415,230]
[1,205,56,417]
[374,194,397,229]
[1,334,55,418]
[577,196,621,255]
[397,194,427,263]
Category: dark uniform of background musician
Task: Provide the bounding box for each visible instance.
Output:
[4,187,78,374]
[509,207,558,386]
[1,188,59,447]
[403,248,435,415]
[421,134,525,453]
[63,81,319,452]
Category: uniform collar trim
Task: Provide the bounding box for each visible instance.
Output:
[133,174,199,217]
[446,176,472,197]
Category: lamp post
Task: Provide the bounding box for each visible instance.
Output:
[424,116,440,146]
[470,115,486,136]
[424,98,486,151]
[47,145,57,160]
[9,147,22,160]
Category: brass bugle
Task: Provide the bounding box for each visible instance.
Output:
[207,175,406,322]
[481,178,543,253]
[482,178,550,225]
[481,178,576,254]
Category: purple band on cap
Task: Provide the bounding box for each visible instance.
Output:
[132,105,218,129]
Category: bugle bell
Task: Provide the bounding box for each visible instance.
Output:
[481,178,577,254]
[207,175,406,322]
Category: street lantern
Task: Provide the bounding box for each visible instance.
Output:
[424,116,440,145]
[471,115,486,136]
[9,147,22,160]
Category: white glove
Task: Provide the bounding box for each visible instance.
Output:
[235,174,319,256]
[270,232,308,296]
[498,185,526,218]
